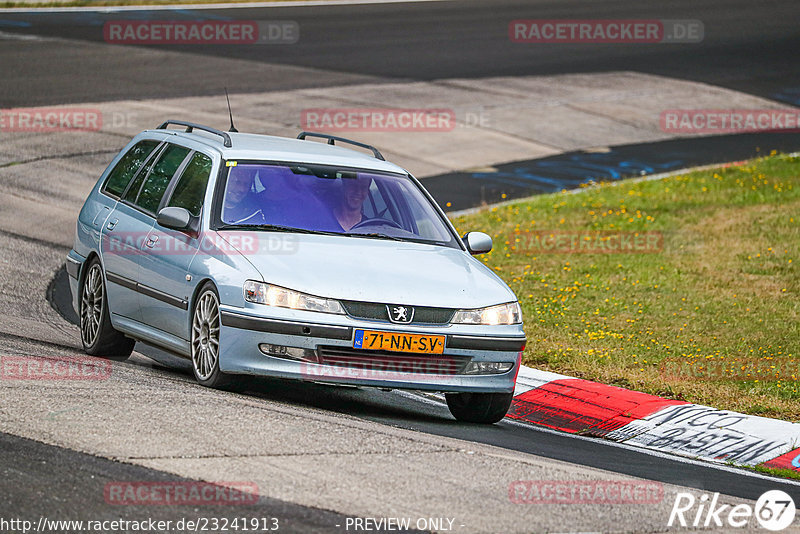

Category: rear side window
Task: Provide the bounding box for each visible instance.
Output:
[102,140,159,197]
[167,152,213,217]
[127,144,191,214]
[122,145,163,205]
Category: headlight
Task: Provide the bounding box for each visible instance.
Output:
[243,281,344,314]
[451,302,522,325]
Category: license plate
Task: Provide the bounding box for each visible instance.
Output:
[354,330,445,354]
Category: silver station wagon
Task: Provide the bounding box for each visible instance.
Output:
[68,121,526,423]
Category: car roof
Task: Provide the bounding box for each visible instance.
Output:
[141,128,408,175]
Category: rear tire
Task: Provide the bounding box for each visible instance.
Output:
[80,259,134,360]
[190,283,236,390]
[445,392,514,424]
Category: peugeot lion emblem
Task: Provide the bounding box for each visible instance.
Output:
[387,304,414,324]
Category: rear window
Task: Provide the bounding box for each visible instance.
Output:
[102,140,159,197]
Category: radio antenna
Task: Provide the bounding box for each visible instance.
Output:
[225,88,238,133]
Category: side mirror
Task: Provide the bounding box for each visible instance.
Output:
[157,207,192,231]
[463,231,492,255]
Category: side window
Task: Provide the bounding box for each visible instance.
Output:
[167,152,213,217]
[122,144,163,204]
[102,140,159,197]
[128,144,191,214]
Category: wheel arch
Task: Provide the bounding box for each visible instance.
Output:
[80,251,101,285]
[187,277,218,333]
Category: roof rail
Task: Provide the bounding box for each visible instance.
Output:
[297,132,384,161]
[157,120,232,148]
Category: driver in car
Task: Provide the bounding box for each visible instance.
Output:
[223,166,266,225]
[333,175,372,231]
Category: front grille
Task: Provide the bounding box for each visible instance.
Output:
[340,300,455,324]
[317,346,470,375]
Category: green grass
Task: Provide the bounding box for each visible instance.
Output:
[452,152,800,421]
[750,464,800,482]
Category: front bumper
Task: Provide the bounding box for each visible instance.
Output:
[218,306,525,394]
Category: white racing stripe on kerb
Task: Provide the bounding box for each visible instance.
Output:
[502,417,800,488]
[514,365,568,396]
[511,366,800,468]
[398,389,800,487]
[606,403,800,467]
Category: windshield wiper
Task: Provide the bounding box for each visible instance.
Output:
[218,225,431,243]
[217,224,338,236]
[341,232,404,242]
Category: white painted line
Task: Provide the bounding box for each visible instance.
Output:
[515,366,570,395]
[510,365,800,470]
[395,389,447,408]
[399,387,800,486]
[502,417,800,489]
[609,403,800,466]
[0,0,448,14]
[0,29,45,40]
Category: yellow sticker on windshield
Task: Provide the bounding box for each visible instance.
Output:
[226,161,238,167]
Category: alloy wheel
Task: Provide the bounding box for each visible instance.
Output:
[80,263,104,347]
[192,290,220,381]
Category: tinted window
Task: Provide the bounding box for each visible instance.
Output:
[131,144,191,214]
[123,144,164,204]
[102,140,159,197]
[167,152,213,217]
[218,164,456,247]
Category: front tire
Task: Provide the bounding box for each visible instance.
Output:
[80,259,134,359]
[190,284,234,389]
[445,392,514,424]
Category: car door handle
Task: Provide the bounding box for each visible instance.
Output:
[106,218,118,230]
[93,207,110,229]
[145,235,159,248]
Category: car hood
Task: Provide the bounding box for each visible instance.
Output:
[215,231,517,309]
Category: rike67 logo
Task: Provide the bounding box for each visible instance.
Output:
[668,490,796,531]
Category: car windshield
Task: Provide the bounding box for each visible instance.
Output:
[216,163,458,247]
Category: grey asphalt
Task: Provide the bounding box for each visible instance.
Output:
[0,431,395,534]
[0,0,798,106]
